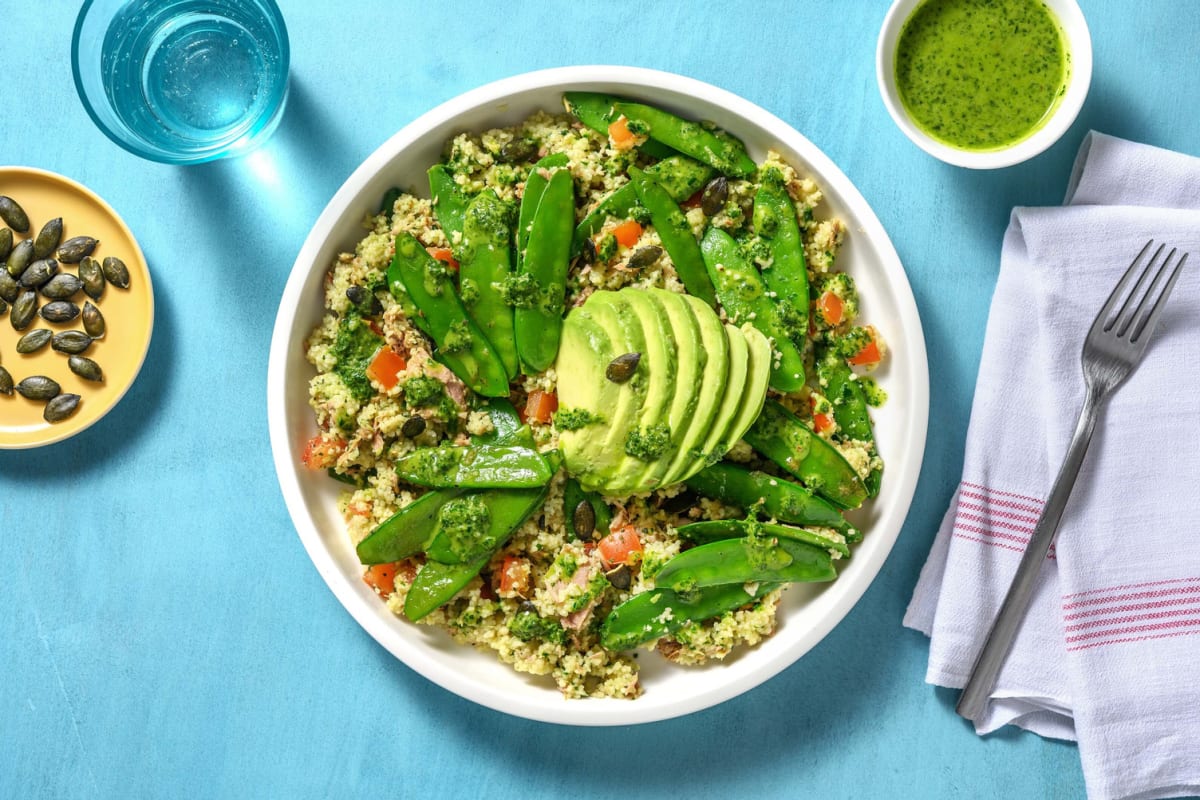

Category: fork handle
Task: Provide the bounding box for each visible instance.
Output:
[956,387,1104,723]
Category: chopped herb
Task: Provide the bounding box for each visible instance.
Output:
[442,318,473,354]
[554,407,604,431]
[624,423,672,460]
[332,311,383,402]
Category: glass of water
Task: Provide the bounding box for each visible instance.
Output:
[72,0,290,164]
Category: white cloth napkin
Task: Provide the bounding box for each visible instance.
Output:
[905,132,1200,800]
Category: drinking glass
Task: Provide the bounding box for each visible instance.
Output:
[72,0,290,164]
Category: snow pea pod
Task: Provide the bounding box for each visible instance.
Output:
[684,462,859,539]
[394,444,552,489]
[611,101,756,178]
[700,227,805,392]
[815,348,882,497]
[388,232,509,397]
[600,581,780,651]
[356,488,464,565]
[516,153,569,269]
[514,167,574,373]
[653,535,836,592]
[562,92,675,159]
[472,397,533,448]
[460,189,518,377]
[572,155,714,255]
[403,554,490,621]
[628,166,716,306]
[676,518,850,558]
[743,399,867,510]
[428,165,471,243]
[753,178,808,349]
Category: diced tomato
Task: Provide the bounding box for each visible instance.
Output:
[428,247,459,272]
[365,346,407,391]
[848,339,881,367]
[608,116,636,149]
[612,220,643,248]
[598,525,643,569]
[301,434,345,470]
[496,555,531,597]
[813,412,835,434]
[363,563,400,596]
[523,389,558,424]
[681,188,704,210]
[817,291,844,326]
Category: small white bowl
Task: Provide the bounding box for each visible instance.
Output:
[877,0,1092,169]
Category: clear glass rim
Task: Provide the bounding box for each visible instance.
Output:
[70,0,291,165]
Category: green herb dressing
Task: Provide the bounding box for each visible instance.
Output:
[895,0,1069,151]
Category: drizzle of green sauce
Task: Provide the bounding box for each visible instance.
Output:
[895,0,1069,151]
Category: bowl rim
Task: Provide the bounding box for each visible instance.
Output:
[268,65,930,725]
[875,0,1094,169]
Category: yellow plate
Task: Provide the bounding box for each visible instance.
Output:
[0,167,153,448]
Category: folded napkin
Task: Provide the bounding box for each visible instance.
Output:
[905,132,1200,800]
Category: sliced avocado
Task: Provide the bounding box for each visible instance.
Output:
[660,293,730,487]
[722,324,771,450]
[689,321,749,479]
[600,289,677,495]
[557,303,618,477]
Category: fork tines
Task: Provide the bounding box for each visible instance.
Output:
[1096,240,1189,344]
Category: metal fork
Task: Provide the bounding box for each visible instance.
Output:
[956,240,1189,723]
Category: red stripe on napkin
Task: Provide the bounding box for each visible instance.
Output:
[951,483,1053,558]
[1061,577,1200,651]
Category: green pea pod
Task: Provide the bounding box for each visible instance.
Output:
[684,462,859,539]
[517,153,569,268]
[675,518,849,558]
[743,399,867,510]
[388,233,509,397]
[562,92,675,159]
[394,444,552,489]
[563,477,612,540]
[472,398,533,448]
[654,536,836,592]
[611,101,756,178]
[428,165,471,243]
[460,190,518,377]
[600,581,780,651]
[515,168,574,373]
[753,179,808,349]
[815,348,882,497]
[407,483,550,618]
[356,488,464,565]
[628,166,716,306]
[379,186,402,222]
[573,155,714,255]
[700,227,805,392]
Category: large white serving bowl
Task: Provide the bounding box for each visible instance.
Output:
[268,66,929,726]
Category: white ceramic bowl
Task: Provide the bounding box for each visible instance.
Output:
[268,66,929,725]
[876,0,1092,169]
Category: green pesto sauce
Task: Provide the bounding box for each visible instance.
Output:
[895,0,1069,151]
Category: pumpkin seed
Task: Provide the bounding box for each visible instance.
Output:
[498,138,536,164]
[626,245,663,270]
[0,271,17,303]
[82,302,105,337]
[56,236,99,264]
[40,300,80,323]
[604,564,632,590]
[78,257,105,300]
[43,393,81,423]
[11,290,37,330]
[700,176,729,216]
[101,256,130,288]
[0,366,12,395]
[401,415,426,438]
[0,227,11,262]
[16,328,52,354]
[15,375,60,400]
[572,500,596,541]
[19,258,58,289]
[345,285,367,306]
[7,239,34,278]
[605,352,641,383]
[51,330,92,354]
[68,355,104,383]
[0,196,30,233]
[33,217,63,259]
[579,237,597,267]
[40,273,83,300]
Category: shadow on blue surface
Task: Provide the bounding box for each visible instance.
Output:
[0,275,175,479]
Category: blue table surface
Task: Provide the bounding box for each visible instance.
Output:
[4,2,1198,798]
